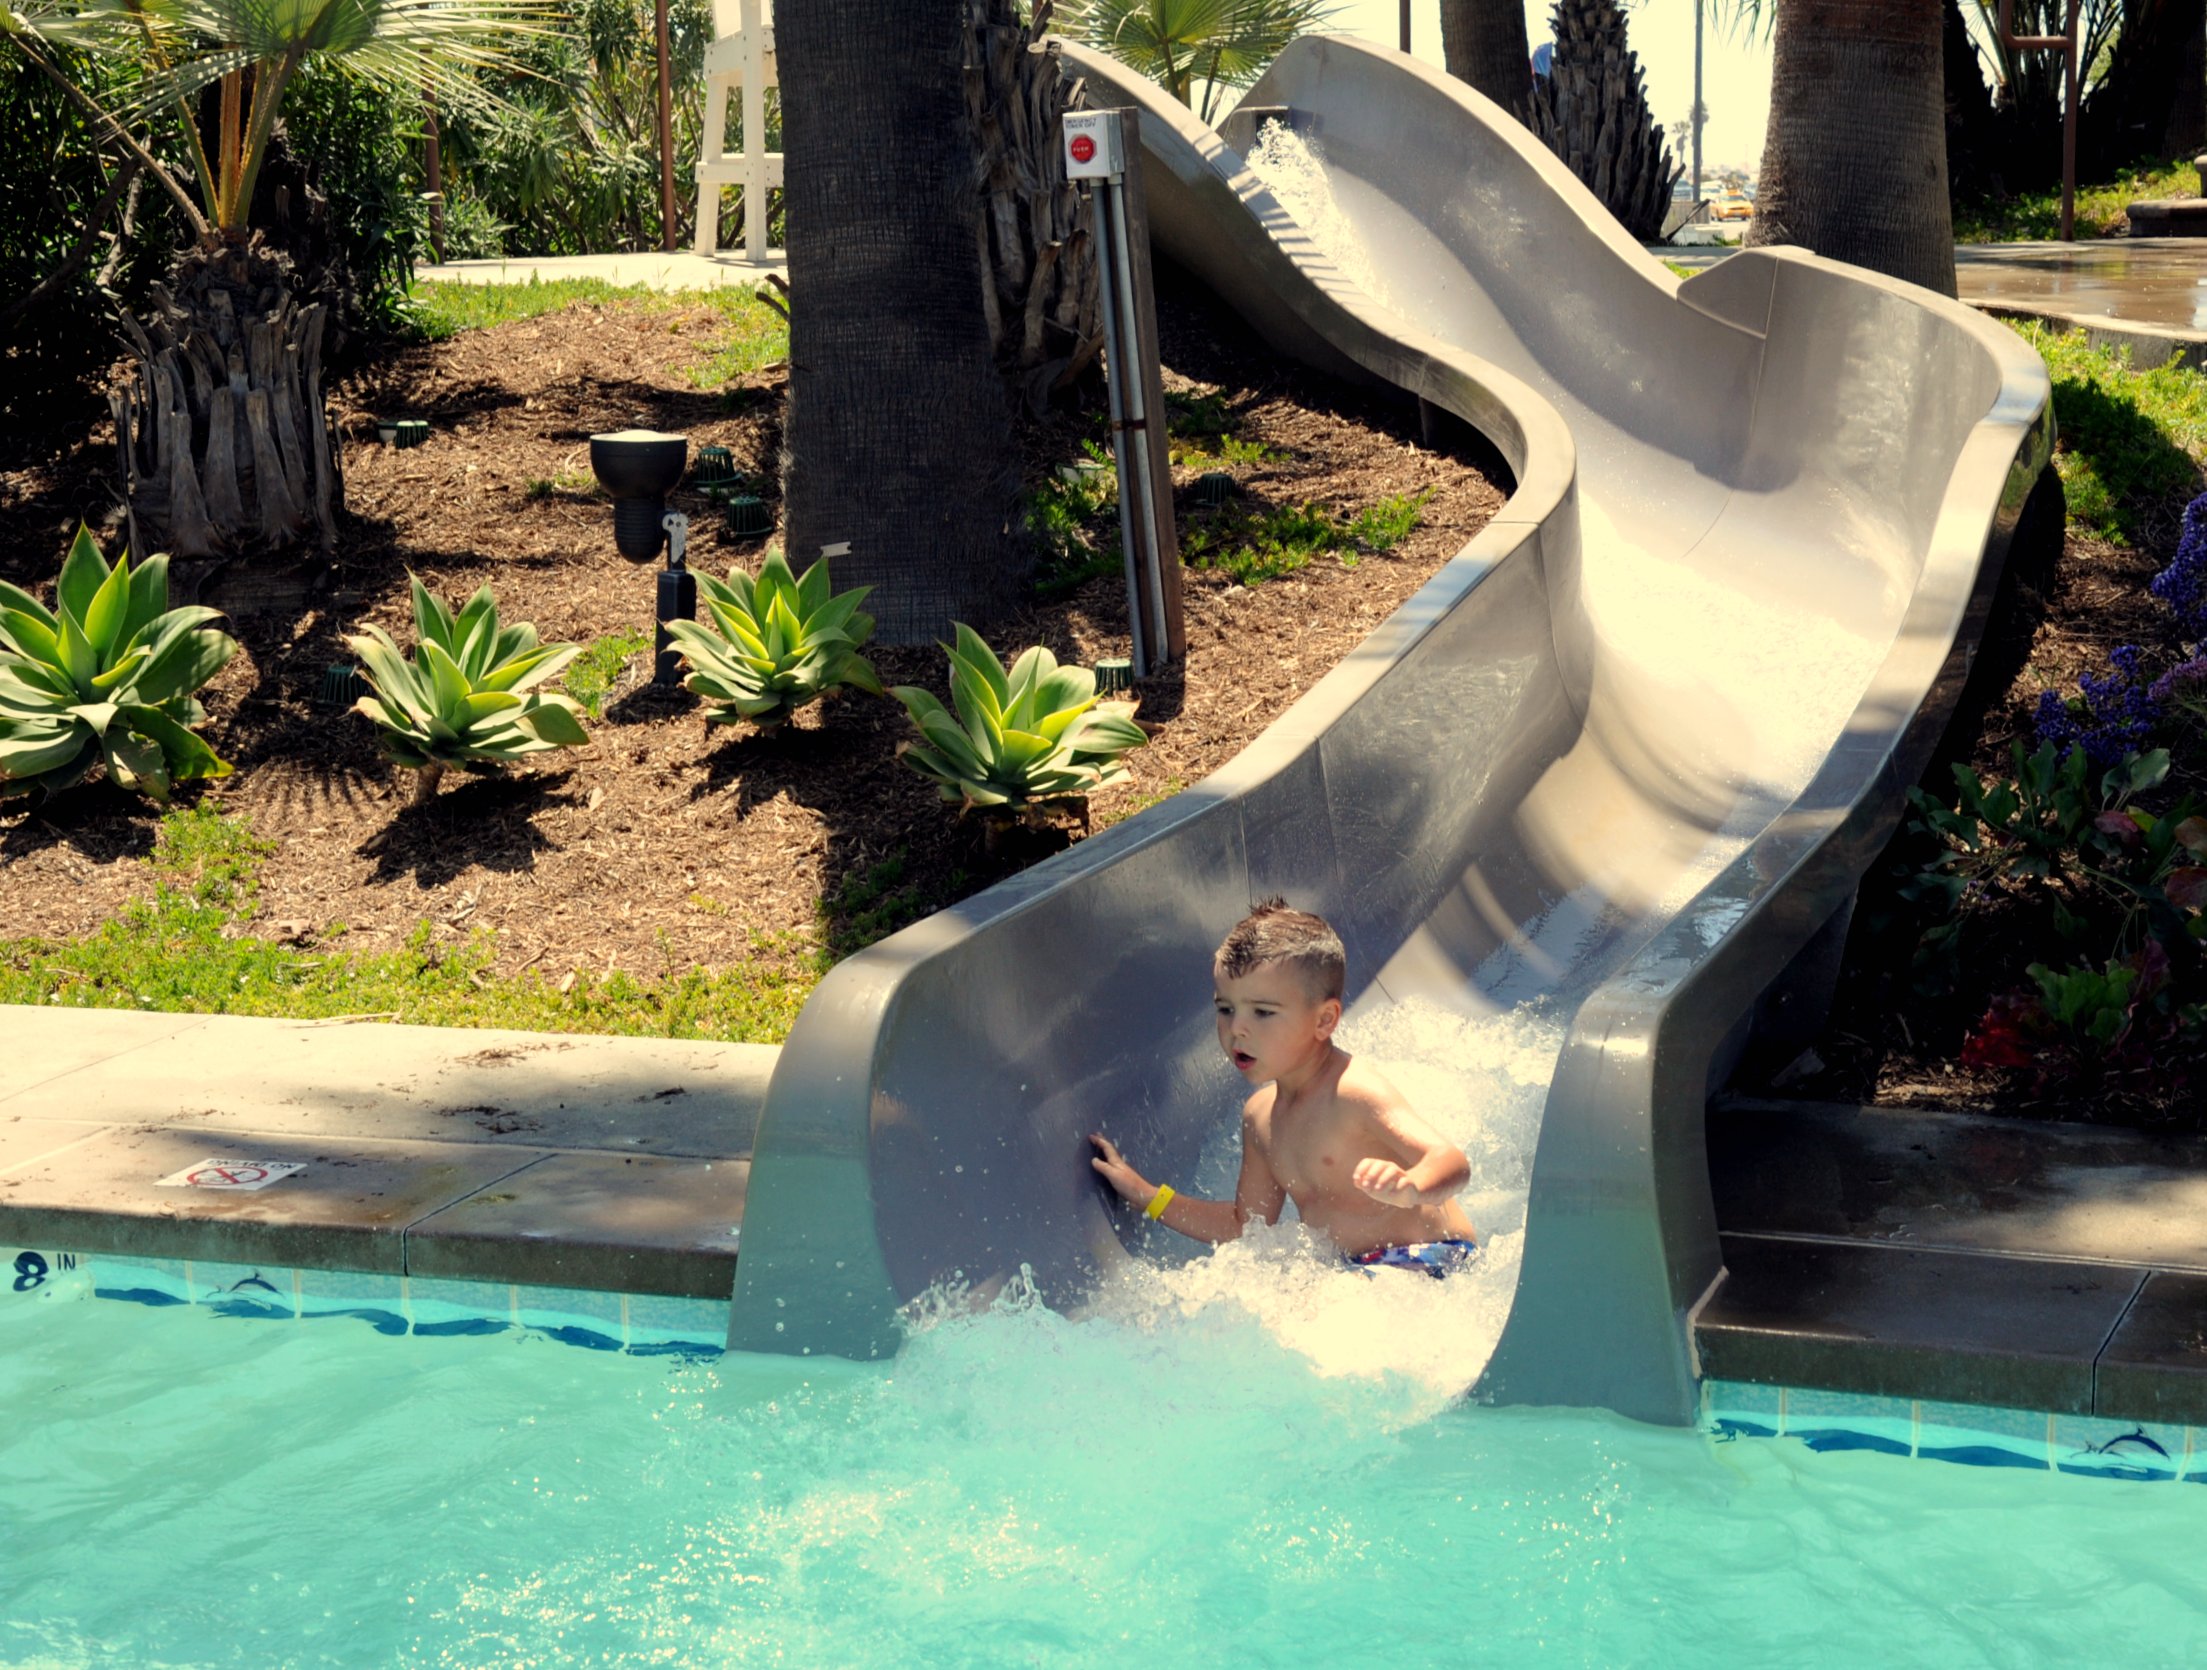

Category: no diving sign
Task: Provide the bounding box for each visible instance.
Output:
[156,1159,307,1192]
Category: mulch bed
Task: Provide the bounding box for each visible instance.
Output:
[0,276,1504,987]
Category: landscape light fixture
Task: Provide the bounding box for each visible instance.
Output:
[589,428,689,560]
[655,510,697,687]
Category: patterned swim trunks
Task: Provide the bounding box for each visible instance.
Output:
[1345,1237,1480,1279]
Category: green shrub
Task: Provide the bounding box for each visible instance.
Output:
[664,549,882,728]
[347,576,589,801]
[891,626,1147,820]
[0,525,238,803]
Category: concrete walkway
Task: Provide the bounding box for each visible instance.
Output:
[0,1008,774,1300]
[416,249,787,291]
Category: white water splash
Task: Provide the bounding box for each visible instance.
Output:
[1242,120,1394,308]
[908,998,1563,1420]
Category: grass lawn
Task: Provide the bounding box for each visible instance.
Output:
[2011,319,2207,545]
[1955,157,2198,242]
[0,807,817,1042]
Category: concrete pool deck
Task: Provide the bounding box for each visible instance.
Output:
[0,1008,771,1299]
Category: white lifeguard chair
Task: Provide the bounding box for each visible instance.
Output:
[694,0,782,262]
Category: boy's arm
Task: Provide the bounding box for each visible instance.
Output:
[1348,1094,1472,1209]
[1088,1109,1284,1245]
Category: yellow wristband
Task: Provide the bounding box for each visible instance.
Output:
[1144,1184,1176,1221]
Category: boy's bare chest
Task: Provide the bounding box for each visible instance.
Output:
[1259,1100,1366,1196]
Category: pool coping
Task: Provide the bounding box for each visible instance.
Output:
[0,1006,773,1300]
[1700,1097,2207,1427]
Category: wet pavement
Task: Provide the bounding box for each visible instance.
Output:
[1953,238,2207,332]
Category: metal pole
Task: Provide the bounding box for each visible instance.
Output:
[1998,0,2080,240]
[1090,182,1150,678]
[1399,0,1410,54]
[1104,171,1171,675]
[1691,0,1703,204]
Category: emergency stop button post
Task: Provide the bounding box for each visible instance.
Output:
[1062,109,1124,179]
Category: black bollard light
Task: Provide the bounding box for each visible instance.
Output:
[589,428,688,560]
[655,510,697,687]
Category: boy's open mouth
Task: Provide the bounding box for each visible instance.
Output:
[1232,1050,1256,1070]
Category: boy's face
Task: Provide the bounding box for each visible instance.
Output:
[1214,959,1340,1083]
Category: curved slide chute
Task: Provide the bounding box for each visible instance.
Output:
[727,37,2052,1424]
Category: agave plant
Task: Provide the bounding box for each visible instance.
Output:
[890,625,1148,821]
[347,577,589,802]
[0,525,238,803]
[663,549,883,728]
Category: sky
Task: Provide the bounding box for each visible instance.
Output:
[1318,0,1775,177]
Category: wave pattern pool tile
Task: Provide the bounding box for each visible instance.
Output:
[2095,1271,2207,1427]
[2054,1411,2187,1480]
[1696,1235,2144,1414]
[0,1125,548,1272]
[1781,1386,1917,1455]
[514,1282,627,1350]
[404,1152,749,1299]
[625,1291,729,1348]
[187,1259,297,1313]
[1916,1400,2054,1471]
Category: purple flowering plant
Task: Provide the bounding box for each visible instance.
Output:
[2032,643,2165,768]
[2151,493,2207,645]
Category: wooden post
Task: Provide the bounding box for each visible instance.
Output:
[422,81,447,266]
[655,0,678,251]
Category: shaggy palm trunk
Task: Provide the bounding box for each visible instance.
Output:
[1438,0,1534,120]
[780,0,1024,643]
[2083,0,2207,173]
[112,236,339,562]
[965,0,1102,413]
[1747,0,1955,299]
[1527,0,1676,240]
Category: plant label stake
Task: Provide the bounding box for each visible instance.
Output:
[1063,107,1183,678]
[657,511,696,686]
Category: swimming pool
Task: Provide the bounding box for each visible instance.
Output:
[9,1243,2207,1668]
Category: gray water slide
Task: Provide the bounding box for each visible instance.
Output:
[726,38,2052,1424]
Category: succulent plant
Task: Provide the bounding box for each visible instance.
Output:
[662,548,883,727]
[890,625,1147,818]
[347,576,590,802]
[0,524,238,803]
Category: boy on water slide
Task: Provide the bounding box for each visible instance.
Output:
[1089,899,1480,1278]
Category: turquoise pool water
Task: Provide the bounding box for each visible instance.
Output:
[8,1246,2207,1668]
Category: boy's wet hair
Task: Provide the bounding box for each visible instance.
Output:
[1214,897,1346,1002]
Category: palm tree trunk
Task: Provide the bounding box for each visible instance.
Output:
[1437,0,1534,120]
[1747,0,1955,300]
[780,0,1024,643]
[2083,0,2207,174]
[112,236,340,562]
[964,0,1102,413]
